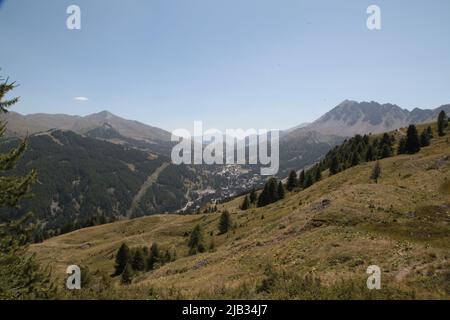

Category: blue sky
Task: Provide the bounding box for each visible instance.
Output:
[0,0,449,132]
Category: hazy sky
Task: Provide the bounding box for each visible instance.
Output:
[0,0,449,132]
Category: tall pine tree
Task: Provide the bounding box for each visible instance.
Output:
[0,76,56,299]
[329,155,340,176]
[286,170,298,191]
[370,161,382,184]
[114,243,131,275]
[304,174,313,188]
[131,247,146,271]
[188,225,205,255]
[277,181,285,200]
[146,242,160,271]
[299,170,305,188]
[314,165,322,181]
[420,129,431,147]
[240,195,250,210]
[405,125,421,154]
[437,110,448,136]
[249,188,257,203]
[218,211,232,234]
[267,178,279,203]
[121,264,134,285]
[380,144,393,158]
[397,137,406,154]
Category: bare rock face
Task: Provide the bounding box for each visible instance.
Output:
[288,100,450,137]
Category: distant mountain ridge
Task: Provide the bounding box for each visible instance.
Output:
[3,110,172,142]
[7,100,449,143]
[291,100,450,137]
[4,100,449,178]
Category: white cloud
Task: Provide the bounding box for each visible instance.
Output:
[73,96,89,101]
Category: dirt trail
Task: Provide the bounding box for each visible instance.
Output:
[126,162,169,217]
[35,131,64,145]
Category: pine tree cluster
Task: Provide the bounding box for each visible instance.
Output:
[256,178,285,207]
[324,133,394,176]
[114,242,176,284]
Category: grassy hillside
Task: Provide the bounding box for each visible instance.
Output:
[31,123,450,299]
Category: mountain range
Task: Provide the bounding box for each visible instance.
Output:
[3,110,172,142]
[289,100,450,137]
[5,100,450,144]
[2,99,449,237]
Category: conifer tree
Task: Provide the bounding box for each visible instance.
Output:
[0,76,56,299]
[299,170,305,188]
[380,144,393,159]
[314,165,322,181]
[146,242,160,271]
[420,129,431,147]
[397,137,406,154]
[277,181,285,200]
[329,155,339,176]
[370,161,382,184]
[363,134,370,145]
[286,170,298,191]
[188,224,205,254]
[405,125,421,154]
[365,145,375,162]
[437,110,448,136]
[131,247,146,271]
[240,195,250,210]
[351,152,360,166]
[257,183,269,207]
[257,178,280,207]
[114,243,131,275]
[267,178,279,203]
[381,133,392,147]
[218,211,232,234]
[120,264,134,285]
[249,188,257,203]
[304,174,313,188]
